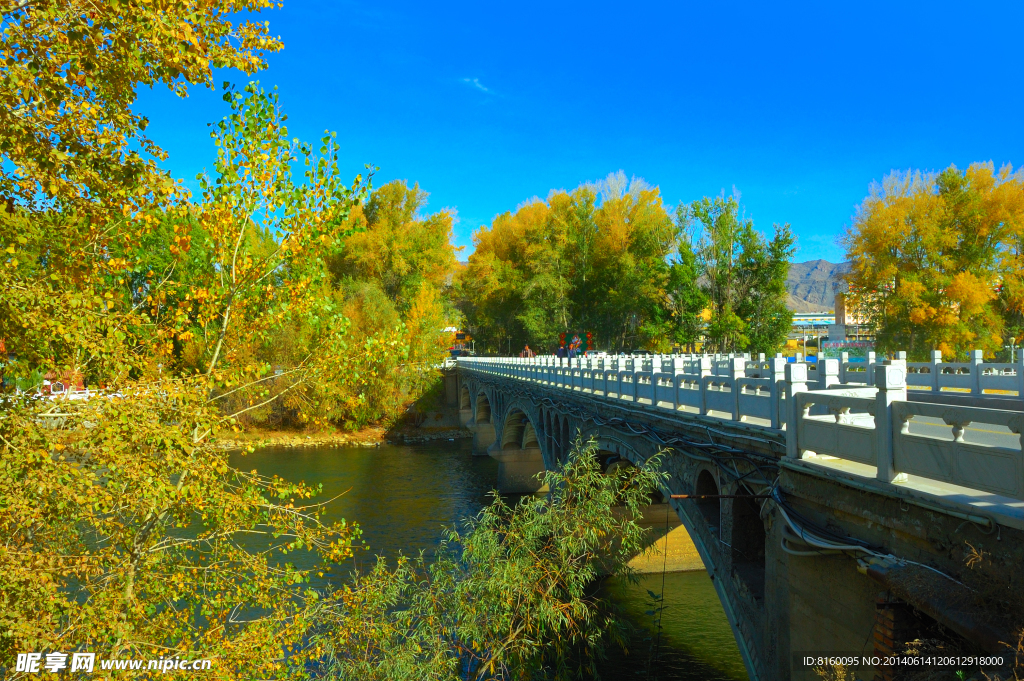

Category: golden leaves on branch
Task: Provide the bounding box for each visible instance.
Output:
[844,163,1024,360]
[0,0,283,214]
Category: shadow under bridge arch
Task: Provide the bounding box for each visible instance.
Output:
[490,405,549,495]
[587,433,706,575]
[466,388,497,454]
[458,384,472,427]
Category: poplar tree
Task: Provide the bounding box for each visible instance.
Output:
[843,163,1024,360]
[685,195,794,354]
[667,205,708,350]
[460,173,679,353]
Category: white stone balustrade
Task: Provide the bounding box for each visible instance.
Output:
[459,351,1024,502]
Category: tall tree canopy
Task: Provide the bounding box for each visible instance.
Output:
[332,180,459,312]
[459,173,678,353]
[843,163,1024,360]
[326,179,461,422]
[0,0,282,212]
[460,176,794,355]
[683,196,795,355]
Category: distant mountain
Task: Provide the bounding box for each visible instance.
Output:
[785,259,850,312]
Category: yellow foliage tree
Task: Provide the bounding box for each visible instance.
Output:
[332,180,460,311]
[843,163,1024,360]
[0,0,282,212]
[460,173,679,353]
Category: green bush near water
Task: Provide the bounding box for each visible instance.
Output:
[310,438,667,680]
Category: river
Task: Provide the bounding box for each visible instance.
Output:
[229,439,748,680]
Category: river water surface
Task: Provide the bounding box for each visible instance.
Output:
[229,439,748,680]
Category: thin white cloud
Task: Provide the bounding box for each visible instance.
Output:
[461,77,491,94]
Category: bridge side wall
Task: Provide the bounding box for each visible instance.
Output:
[457,367,1024,681]
[463,368,775,679]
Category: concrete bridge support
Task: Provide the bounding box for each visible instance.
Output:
[471,423,496,455]
[489,447,547,494]
[490,408,547,494]
[462,384,496,455]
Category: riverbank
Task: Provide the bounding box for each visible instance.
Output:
[218,425,472,450]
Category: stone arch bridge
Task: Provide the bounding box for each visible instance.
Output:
[449,354,1024,681]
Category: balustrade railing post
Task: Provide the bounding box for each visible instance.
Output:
[875,362,908,483]
[866,352,877,386]
[839,351,849,384]
[670,358,684,411]
[817,358,840,391]
[785,363,808,458]
[729,357,746,421]
[930,350,942,392]
[632,358,642,402]
[698,356,713,415]
[969,349,984,395]
[768,357,787,429]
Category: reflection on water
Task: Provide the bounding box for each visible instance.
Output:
[600,572,749,680]
[230,439,498,574]
[229,440,747,680]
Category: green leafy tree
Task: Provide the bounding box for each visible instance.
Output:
[686,195,794,354]
[668,205,709,350]
[843,163,1024,360]
[312,438,667,680]
[736,223,795,355]
[460,173,679,353]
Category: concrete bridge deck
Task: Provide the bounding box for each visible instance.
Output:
[451,354,1024,681]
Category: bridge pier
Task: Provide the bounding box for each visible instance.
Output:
[488,444,548,494]
[469,421,496,455]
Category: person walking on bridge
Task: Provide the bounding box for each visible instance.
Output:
[520,344,535,358]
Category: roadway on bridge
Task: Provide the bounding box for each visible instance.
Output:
[908,416,1018,449]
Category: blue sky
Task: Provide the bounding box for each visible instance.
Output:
[138,1,1024,263]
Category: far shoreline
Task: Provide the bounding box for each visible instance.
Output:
[218,425,472,451]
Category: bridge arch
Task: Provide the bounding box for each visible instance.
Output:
[457,379,497,453]
[694,468,722,534]
[488,399,550,494]
[729,484,766,601]
[475,391,492,424]
[499,408,542,452]
[493,400,547,455]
